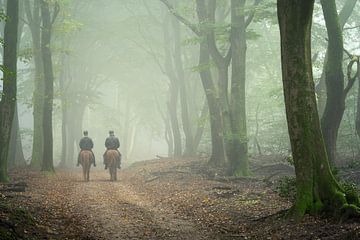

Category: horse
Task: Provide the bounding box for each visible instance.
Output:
[105,150,120,181]
[79,150,93,181]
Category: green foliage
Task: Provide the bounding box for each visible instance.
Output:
[276,176,296,201]
[341,181,360,206]
[0,8,7,22]
[246,29,261,40]
[284,155,294,166]
[18,47,33,64]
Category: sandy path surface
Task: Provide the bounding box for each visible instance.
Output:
[22,168,209,240]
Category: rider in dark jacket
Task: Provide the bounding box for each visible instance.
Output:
[77,131,96,167]
[103,130,121,169]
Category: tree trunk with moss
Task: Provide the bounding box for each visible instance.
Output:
[0,0,19,182]
[278,0,360,221]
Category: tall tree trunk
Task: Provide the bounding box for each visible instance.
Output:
[8,6,26,168]
[193,99,208,151]
[8,105,26,168]
[320,0,346,165]
[123,99,131,160]
[40,0,55,172]
[198,42,227,166]
[356,73,360,142]
[316,0,358,117]
[228,0,249,176]
[59,55,68,167]
[165,115,174,157]
[171,12,195,157]
[0,0,19,182]
[278,0,359,221]
[196,0,227,166]
[163,15,182,158]
[160,0,228,165]
[25,0,44,169]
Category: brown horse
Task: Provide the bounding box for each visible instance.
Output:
[79,150,92,181]
[105,150,120,181]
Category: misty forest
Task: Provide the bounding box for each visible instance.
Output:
[1,0,360,239]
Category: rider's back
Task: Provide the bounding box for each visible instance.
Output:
[80,137,93,150]
[105,136,120,149]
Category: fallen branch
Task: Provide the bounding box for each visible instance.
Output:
[0,181,28,193]
[0,186,26,192]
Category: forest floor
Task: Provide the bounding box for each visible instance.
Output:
[1,156,360,239]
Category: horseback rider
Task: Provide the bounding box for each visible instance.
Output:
[77,130,96,167]
[103,130,121,169]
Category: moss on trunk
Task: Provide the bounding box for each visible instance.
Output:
[278,0,360,221]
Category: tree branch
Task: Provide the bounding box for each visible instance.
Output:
[206,0,229,66]
[344,55,360,97]
[51,1,60,26]
[245,0,262,28]
[24,0,33,26]
[159,0,200,36]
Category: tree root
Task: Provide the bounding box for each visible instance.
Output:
[340,204,360,223]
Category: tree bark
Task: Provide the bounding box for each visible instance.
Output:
[228,0,249,176]
[25,0,44,169]
[198,42,227,166]
[171,11,195,157]
[316,0,357,117]
[278,0,359,221]
[193,99,208,151]
[320,0,346,165]
[8,105,26,168]
[163,15,182,158]
[40,0,55,172]
[0,0,19,182]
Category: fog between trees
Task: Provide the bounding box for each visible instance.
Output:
[1,0,360,222]
[1,0,359,167]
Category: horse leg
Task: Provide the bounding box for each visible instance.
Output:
[82,165,86,181]
[87,165,90,181]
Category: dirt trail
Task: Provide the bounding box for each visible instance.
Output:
[22,168,209,240]
[7,158,360,240]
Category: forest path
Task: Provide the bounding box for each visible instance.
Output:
[9,157,358,239]
[24,168,208,240]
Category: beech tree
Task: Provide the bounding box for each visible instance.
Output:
[24,0,44,169]
[0,0,19,181]
[278,0,360,220]
[40,0,59,171]
[320,0,358,165]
